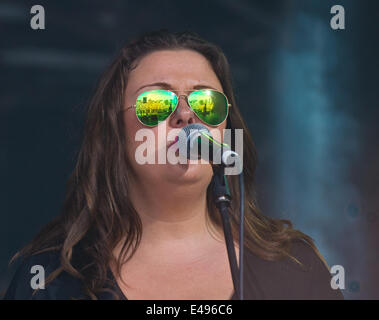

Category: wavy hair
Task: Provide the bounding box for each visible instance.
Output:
[9,29,327,299]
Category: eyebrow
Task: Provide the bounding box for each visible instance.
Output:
[134,82,218,94]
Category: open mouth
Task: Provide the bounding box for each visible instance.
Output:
[167,135,179,149]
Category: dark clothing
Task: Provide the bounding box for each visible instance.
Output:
[3,240,344,300]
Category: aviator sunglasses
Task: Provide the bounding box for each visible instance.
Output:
[124,89,231,127]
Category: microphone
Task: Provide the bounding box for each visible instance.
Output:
[178,123,245,300]
[177,123,240,168]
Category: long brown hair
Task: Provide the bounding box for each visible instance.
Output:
[9,29,327,299]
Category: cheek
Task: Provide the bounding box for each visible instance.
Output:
[123,112,143,159]
[123,112,162,164]
[209,123,227,143]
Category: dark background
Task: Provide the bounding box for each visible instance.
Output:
[1,0,378,299]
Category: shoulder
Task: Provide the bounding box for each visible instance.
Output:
[290,240,344,299]
[3,251,83,300]
[288,239,327,271]
[244,239,344,300]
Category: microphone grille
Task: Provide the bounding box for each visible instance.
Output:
[178,124,211,160]
[181,123,210,137]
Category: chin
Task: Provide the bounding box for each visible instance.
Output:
[164,162,213,184]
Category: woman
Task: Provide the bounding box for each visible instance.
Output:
[3,29,344,300]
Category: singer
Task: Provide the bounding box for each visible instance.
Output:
[4,29,343,300]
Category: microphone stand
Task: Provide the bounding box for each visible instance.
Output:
[211,165,241,300]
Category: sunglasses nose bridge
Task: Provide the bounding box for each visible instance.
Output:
[177,94,188,102]
[170,93,197,124]
[175,94,192,111]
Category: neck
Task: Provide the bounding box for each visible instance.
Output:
[129,178,215,244]
[112,174,231,267]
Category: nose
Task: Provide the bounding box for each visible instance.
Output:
[168,95,196,128]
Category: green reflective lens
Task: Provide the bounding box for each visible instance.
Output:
[135,90,178,126]
[134,89,229,126]
[188,90,228,126]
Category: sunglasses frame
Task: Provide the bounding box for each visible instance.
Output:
[123,89,232,127]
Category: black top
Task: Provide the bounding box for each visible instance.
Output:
[3,240,344,300]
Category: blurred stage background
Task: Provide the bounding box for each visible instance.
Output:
[1,0,378,299]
